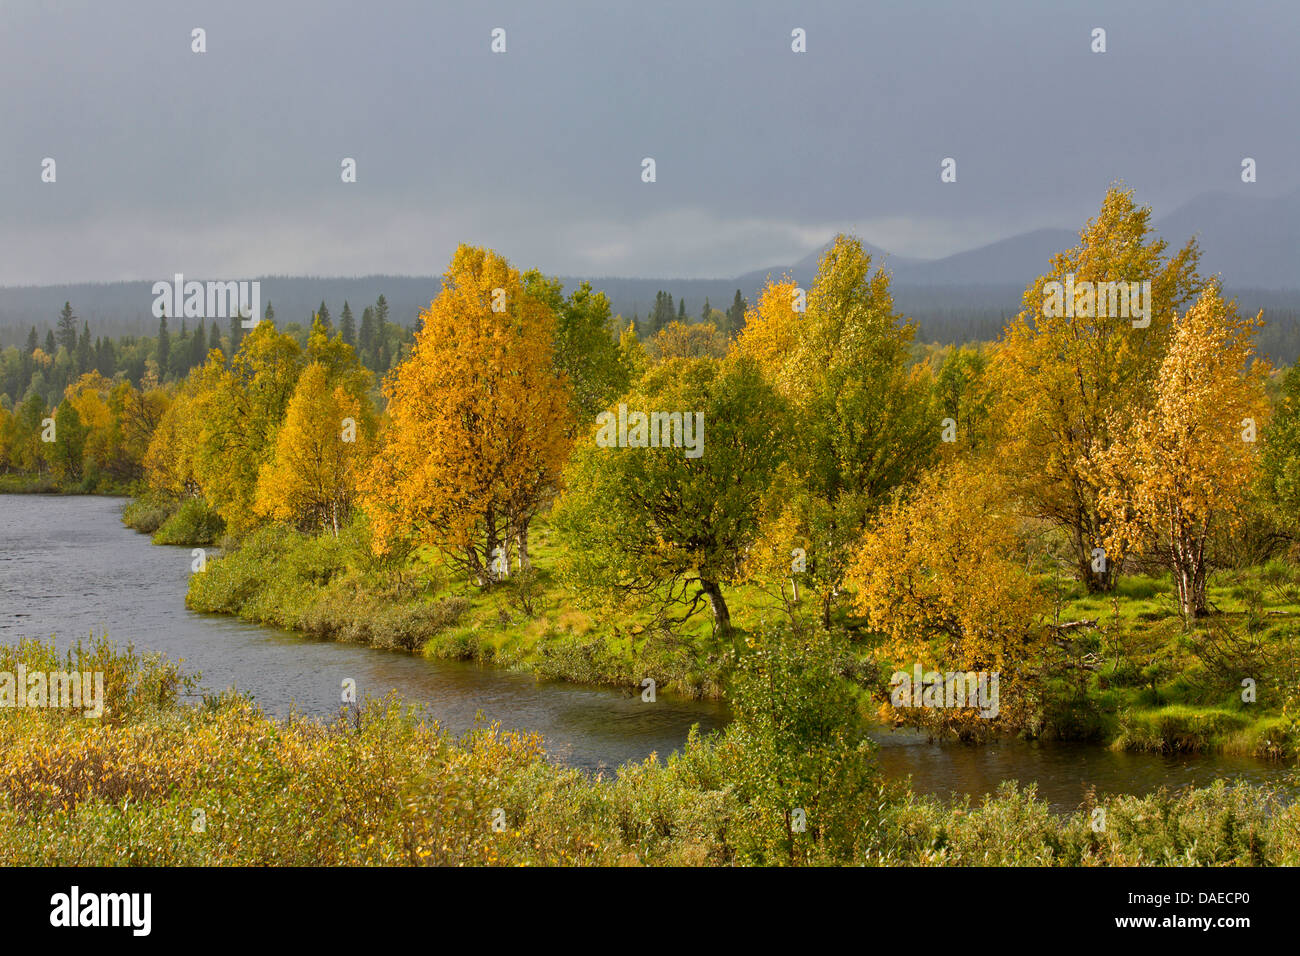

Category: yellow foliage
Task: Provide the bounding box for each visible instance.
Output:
[846,461,1048,734]
[991,185,1205,586]
[1099,282,1271,616]
[254,362,372,535]
[732,277,801,391]
[651,320,727,360]
[360,245,574,576]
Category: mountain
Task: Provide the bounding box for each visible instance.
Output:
[890,229,1078,287]
[735,238,922,290]
[1153,188,1300,288]
[731,189,1300,292]
[2,190,1297,353]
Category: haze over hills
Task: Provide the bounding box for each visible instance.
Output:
[2,189,1297,355]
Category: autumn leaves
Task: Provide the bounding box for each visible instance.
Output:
[132,184,1281,737]
[845,186,1276,732]
[360,246,576,585]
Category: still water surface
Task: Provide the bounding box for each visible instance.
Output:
[1,495,1294,811]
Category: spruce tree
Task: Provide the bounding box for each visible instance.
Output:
[156,316,170,375]
[192,319,208,366]
[76,322,92,372]
[726,289,748,337]
[228,314,242,359]
[56,302,78,351]
[340,301,356,346]
[359,306,376,367]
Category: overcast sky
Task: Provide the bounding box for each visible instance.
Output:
[1,0,1296,285]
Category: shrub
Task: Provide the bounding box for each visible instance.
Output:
[152,498,226,546]
[122,495,176,535]
[2,640,1298,866]
[718,625,883,865]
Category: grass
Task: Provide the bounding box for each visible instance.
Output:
[183,515,749,697]
[411,519,761,695]
[1045,565,1300,756]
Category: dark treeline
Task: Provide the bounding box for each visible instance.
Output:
[8,277,1298,368]
[0,295,413,411]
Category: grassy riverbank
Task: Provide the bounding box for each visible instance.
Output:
[127,491,1300,760]
[1,636,1297,866]
[1044,567,1300,758]
[176,512,738,698]
[0,474,134,495]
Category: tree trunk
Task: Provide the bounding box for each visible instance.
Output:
[699,578,731,635]
[1175,530,1209,620]
[484,507,502,582]
[515,518,531,572]
[1076,526,1116,593]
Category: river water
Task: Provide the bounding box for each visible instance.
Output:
[1,494,1295,811]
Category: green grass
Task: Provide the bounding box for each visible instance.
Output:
[1047,567,1300,756]
[411,521,750,697]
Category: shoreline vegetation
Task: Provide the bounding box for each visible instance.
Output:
[126,489,1298,761]
[0,635,1297,866]
[4,188,1300,868]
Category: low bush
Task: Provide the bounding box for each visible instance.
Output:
[152,498,225,546]
[3,639,1297,867]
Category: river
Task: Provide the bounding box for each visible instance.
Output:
[1,494,1294,811]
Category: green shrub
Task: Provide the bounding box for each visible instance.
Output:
[718,625,883,865]
[122,495,176,534]
[152,498,225,546]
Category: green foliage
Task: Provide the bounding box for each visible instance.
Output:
[553,356,790,636]
[185,522,469,652]
[1260,362,1300,533]
[122,494,177,535]
[47,401,87,483]
[152,497,225,546]
[719,626,882,864]
[524,272,630,419]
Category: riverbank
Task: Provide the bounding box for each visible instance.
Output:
[4,492,1298,818]
[0,473,135,495]
[177,515,734,698]
[149,494,1300,761]
[2,636,1296,866]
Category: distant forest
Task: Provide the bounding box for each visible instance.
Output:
[0,295,414,411]
[3,276,1298,372]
